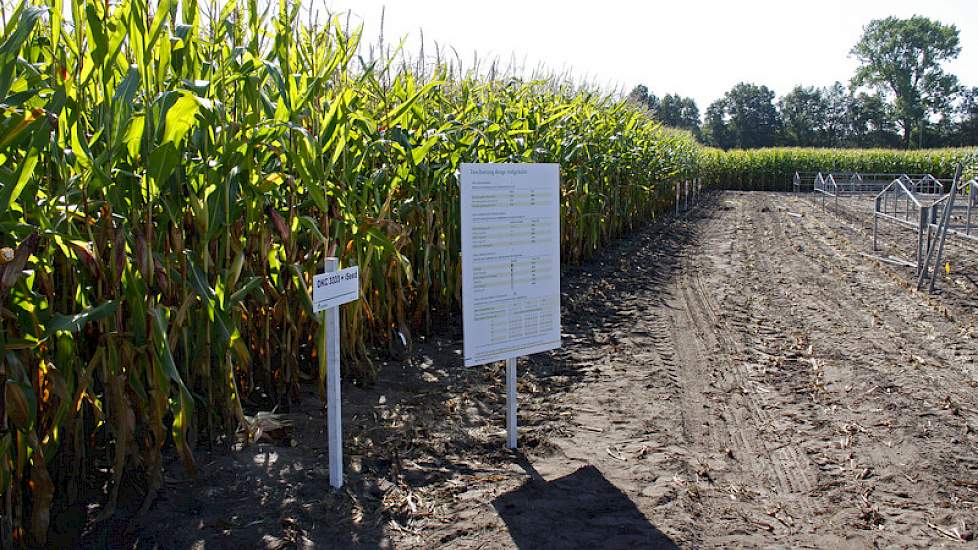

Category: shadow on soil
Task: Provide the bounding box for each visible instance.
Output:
[493,460,679,550]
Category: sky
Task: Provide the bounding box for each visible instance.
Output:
[312,0,978,111]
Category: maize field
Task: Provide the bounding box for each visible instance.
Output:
[0,0,702,543]
[702,146,978,191]
[3,0,978,545]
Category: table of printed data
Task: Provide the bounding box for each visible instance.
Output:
[461,164,562,366]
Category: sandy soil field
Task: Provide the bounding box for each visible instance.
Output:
[78,191,978,549]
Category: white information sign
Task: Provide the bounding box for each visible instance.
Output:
[461,163,562,367]
[312,266,359,313]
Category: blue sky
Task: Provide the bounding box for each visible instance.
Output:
[314,0,978,110]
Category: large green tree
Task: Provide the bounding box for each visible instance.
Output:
[627,84,660,113]
[627,85,701,139]
[822,82,855,146]
[658,94,701,137]
[704,99,731,149]
[848,92,901,148]
[705,82,781,149]
[851,16,961,147]
[779,86,830,146]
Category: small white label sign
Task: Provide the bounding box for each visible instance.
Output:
[312,266,359,312]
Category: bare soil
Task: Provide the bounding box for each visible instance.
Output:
[77,191,978,549]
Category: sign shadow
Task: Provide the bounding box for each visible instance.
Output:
[493,460,679,549]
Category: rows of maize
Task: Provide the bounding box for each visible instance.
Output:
[0,0,700,543]
[702,147,978,191]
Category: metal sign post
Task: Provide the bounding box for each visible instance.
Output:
[506,357,518,448]
[312,259,360,489]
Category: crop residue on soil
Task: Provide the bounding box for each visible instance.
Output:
[84,191,977,549]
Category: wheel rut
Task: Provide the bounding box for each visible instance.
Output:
[631,198,822,546]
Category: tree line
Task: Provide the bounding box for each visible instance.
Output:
[629,16,978,150]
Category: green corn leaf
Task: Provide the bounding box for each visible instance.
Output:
[47,301,118,335]
[227,276,264,308]
[162,91,201,145]
[123,114,145,160]
[185,254,215,306]
[381,80,443,127]
[0,4,46,100]
[148,307,196,476]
